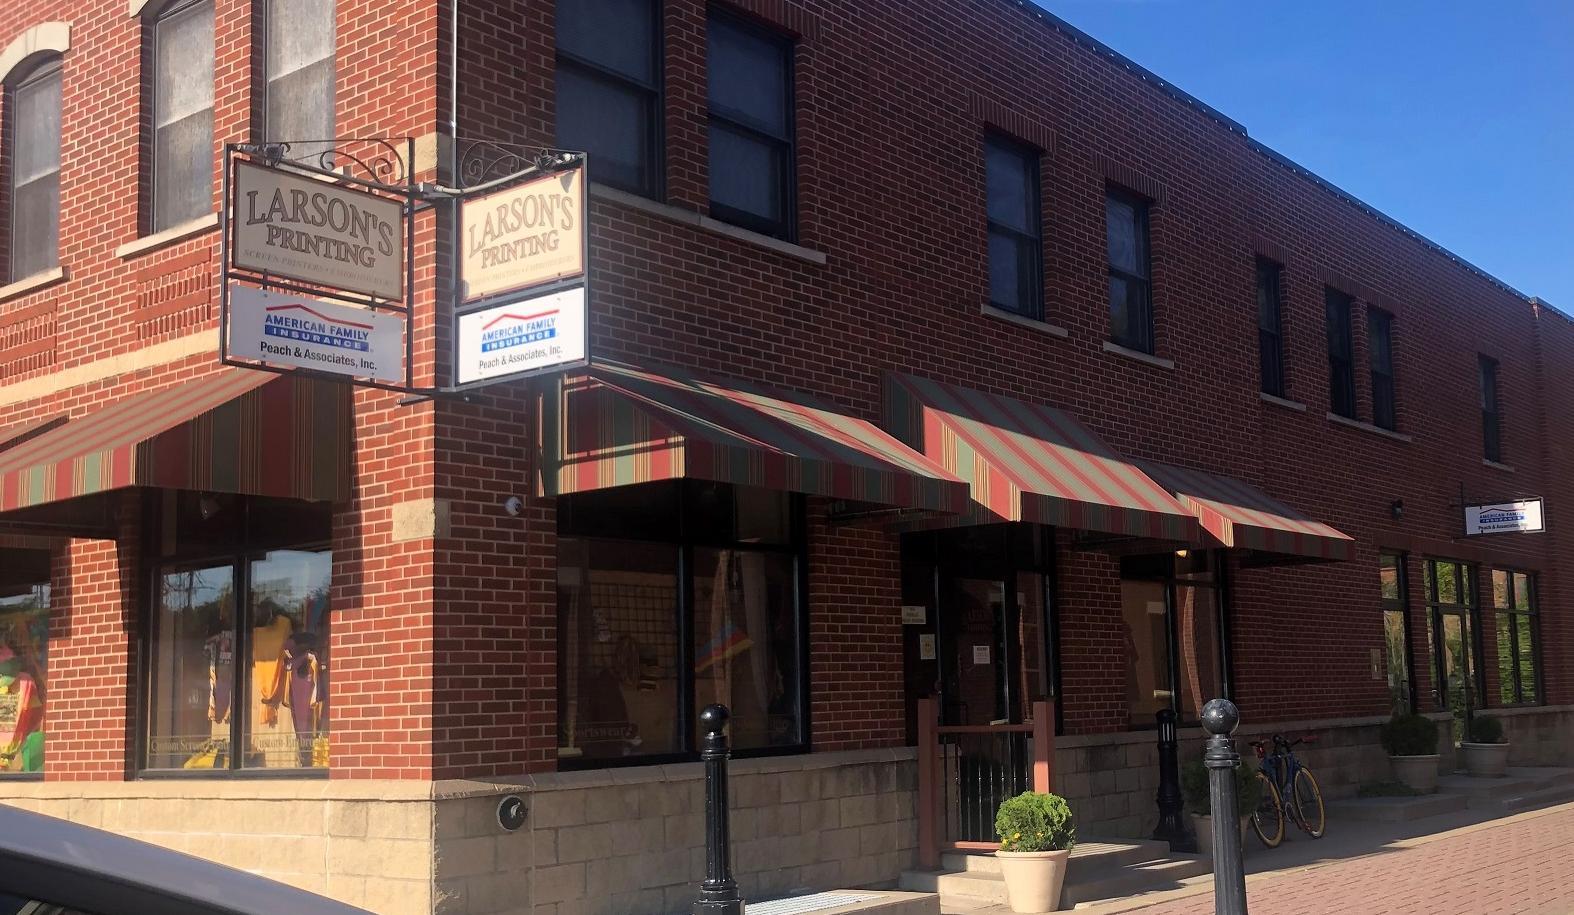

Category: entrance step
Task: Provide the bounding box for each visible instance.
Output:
[747,891,939,915]
[1324,793,1468,823]
[901,839,1210,912]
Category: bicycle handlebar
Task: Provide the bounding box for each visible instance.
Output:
[1248,733,1318,750]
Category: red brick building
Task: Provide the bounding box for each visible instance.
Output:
[0,0,1567,912]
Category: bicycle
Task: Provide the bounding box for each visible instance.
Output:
[1248,733,1326,848]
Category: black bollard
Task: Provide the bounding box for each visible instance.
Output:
[694,704,744,915]
[1152,708,1190,851]
[1201,698,1247,915]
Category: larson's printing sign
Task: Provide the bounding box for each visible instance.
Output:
[455,285,587,386]
[232,161,405,301]
[1465,498,1545,536]
[460,166,585,303]
[228,285,404,383]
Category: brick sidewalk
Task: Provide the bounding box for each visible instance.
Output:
[1124,805,1574,915]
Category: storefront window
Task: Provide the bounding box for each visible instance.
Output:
[1379,552,1414,714]
[143,493,331,772]
[1425,558,1479,746]
[1491,569,1539,706]
[557,481,804,766]
[1120,551,1226,729]
[0,549,49,775]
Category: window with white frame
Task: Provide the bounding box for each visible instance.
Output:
[8,60,63,281]
[150,0,215,231]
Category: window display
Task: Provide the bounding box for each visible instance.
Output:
[0,551,49,774]
[143,493,331,772]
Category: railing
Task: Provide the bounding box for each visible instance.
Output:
[917,697,1054,868]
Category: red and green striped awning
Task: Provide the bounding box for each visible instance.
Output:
[883,374,1201,542]
[0,369,350,512]
[0,415,66,454]
[540,361,971,514]
[1137,460,1355,562]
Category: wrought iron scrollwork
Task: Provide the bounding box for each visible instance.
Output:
[239,138,411,189]
[456,139,582,189]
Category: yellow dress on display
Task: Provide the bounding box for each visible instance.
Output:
[250,615,296,768]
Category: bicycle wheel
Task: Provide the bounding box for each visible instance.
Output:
[1250,770,1284,848]
[1289,767,1326,838]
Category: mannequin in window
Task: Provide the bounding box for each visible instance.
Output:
[251,604,296,767]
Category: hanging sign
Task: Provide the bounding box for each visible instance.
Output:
[455,285,588,386]
[1464,499,1545,536]
[231,161,405,301]
[460,165,586,303]
[227,285,405,383]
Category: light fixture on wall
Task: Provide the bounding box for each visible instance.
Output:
[1390,499,1405,521]
[502,496,524,517]
[1174,548,1190,559]
[198,494,223,521]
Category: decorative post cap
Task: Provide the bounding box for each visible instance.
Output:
[700,704,731,736]
[1200,699,1240,736]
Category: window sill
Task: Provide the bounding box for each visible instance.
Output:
[981,304,1069,338]
[1483,458,1516,473]
[1326,412,1413,443]
[115,212,220,260]
[0,266,67,304]
[1102,340,1174,370]
[1260,392,1307,412]
[589,183,828,266]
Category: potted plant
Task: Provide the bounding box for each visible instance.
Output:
[1461,715,1509,777]
[1381,713,1440,793]
[1181,758,1262,858]
[994,791,1077,914]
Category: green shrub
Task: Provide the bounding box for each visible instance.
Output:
[1468,716,1506,744]
[995,791,1076,852]
[1381,713,1439,756]
[1180,758,1263,818]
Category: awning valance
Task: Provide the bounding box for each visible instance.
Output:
[540,361,971,514]
[883,374,1200,542]
[1136,460,1355,562]
[0,369,350,513]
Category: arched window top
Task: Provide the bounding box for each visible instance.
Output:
[0,22,70,86]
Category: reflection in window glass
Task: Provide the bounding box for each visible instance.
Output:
[1492,569,1538,706]
[1379,552,1412,714]
[244,550,331,769]
[0,574,48,774]
[1173,576,1220,724]
[152,0,216,231]
[557,538,681,760]
[148,564,235,769]
[691,549,799,750]
[1120,578,1170,729]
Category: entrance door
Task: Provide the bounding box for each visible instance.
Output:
[1425,559,1479,746]
[938,576,1014,727]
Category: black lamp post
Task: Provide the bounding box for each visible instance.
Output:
[1152,708,1190,851]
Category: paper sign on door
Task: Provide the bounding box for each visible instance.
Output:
[973,645,991,665]
[919,634,937,661]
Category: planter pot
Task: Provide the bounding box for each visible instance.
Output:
[996,848,1070,914]
[1390,754,1440,793]
[1191,813,1249,859]
[1461,741,1510,778]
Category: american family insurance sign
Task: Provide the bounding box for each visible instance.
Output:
[232,161,405,301]
[455,285,588,386]
[1465,499,1546,536]
[459,166,586,303]
[228,285,404,383]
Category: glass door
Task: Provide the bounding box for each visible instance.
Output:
[1426,559,1479,747]
[938,576,1012,727]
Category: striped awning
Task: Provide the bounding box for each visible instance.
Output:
[1137,460,1355,562]
[883,374,1200,542]
[0,369,350,513]
[0,415,66,454]
[541,361,971,514]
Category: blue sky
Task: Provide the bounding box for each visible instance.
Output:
[1034,0,1574,313]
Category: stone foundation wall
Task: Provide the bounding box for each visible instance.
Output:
[1477,704,1574,765]
[0,748,918,915]
[1051,712,1451,838]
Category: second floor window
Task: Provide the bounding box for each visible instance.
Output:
[8,61,62,281]
[1480,355,1501,462]
[707,11,795,241]
[1325,288,1355,419]
[1256,258,1285,397]
[556,0,661,197]
[151,0,215,232]
[984,135,1042,319]
[263,0,336,148]
[1369,307,1396,430]
[1106,188,1152,353]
